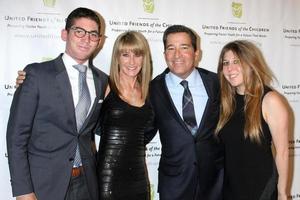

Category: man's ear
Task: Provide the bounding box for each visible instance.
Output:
[194,49,202,66]
[91,36,103,59]
[61,29,68,41]
[97,37,102,48]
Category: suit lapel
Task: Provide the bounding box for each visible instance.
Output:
[157,70,191,133]
[54,55,77,134]
[53,56,108,135]
[158,68,217,139]
[195,68,213,137]
[80,65,105,132]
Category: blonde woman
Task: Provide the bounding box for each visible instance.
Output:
[96,31,153,200]
[215,40,289,200]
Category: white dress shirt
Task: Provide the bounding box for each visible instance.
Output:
[62,53,96,115]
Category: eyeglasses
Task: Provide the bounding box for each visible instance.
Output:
[222,59,240,66]
[70,26,101,42]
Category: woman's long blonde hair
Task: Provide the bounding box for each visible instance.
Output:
[215,40,275,143]
[109,31,152,101]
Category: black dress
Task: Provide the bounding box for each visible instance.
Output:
[219,90,278,200]
[97,91,153,200]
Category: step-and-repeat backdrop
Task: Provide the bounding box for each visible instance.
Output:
[1,0,299,199]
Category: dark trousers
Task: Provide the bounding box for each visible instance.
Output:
[65,169,91,200]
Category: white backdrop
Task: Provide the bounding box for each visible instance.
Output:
[1,0,299,199]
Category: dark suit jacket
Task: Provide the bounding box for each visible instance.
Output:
[6,54,108,200]
[145,67,224,200]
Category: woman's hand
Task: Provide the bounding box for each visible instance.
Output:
[15,70,26,88]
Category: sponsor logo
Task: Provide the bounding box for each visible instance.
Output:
[43,0,56,7]
[232,2,242,18]
[143,0,154,13]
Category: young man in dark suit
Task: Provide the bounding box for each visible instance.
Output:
[6,7,108,200]
[145,25,224,200]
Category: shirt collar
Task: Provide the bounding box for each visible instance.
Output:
[62,53,89,69]
[167,68,199,87]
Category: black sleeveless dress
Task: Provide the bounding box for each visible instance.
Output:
[97,91,153,200]
[219,89,278,200]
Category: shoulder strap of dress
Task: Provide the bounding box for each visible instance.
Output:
[263,86,273,97]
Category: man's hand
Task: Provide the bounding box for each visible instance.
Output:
[16,193,37,200]
[15,70,26,88]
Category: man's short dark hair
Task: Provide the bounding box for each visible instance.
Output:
[163,25,197,51]
[65,7,101,32]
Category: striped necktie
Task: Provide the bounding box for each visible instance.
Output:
[72,64,91,167]
[180,80,197,135]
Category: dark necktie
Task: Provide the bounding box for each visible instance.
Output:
[73,64,91,167]
[180,80,197,135]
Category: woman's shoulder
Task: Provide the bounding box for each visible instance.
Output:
[262,89,290,123]
[263,89,285,106]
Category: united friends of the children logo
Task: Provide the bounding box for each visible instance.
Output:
[143,0,154,13]
[43,0,56,7]
[232,2,242,18]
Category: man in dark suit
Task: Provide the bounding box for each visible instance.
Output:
[145,25,224,200]
[6,8,108,200]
